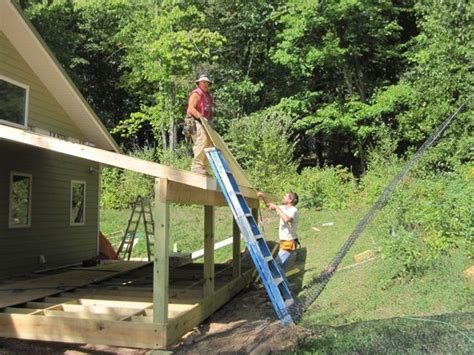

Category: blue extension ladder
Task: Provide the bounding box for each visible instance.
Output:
[205,147,294,325]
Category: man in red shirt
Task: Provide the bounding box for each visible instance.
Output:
[186,74,214,175]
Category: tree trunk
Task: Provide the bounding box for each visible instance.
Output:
[342,64,354,97]
[168,123,177,152]
[353,56,367,103]
[161,130,167,151]
[356,139,366,174]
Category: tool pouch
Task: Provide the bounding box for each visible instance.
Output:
[279,240,297,251]
[183,116,197,138]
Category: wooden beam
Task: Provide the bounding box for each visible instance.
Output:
[164,180,258,207]
[0,124,259,202]
[232,218,241,278]
[153,178,169,329]
[203,206,215,298]
[0,314,167,348]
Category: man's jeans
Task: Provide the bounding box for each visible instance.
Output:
[276,249,292,288]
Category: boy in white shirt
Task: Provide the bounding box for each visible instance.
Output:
[257,191,299,272]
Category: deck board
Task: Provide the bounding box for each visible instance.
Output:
[0,261,148,308]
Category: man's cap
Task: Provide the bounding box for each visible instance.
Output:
[195,74,213,84]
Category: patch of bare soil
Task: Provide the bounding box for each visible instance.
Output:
[172,286,311,354]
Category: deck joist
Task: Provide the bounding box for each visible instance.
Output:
[0,261,254,348]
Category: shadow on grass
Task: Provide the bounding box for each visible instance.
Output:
[298,312,474,354]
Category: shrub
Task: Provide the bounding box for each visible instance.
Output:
[101,146,157,209]
[381,168,473,278]
[101,144,192,209]
[226,110,298,191]
[283,165,355,209]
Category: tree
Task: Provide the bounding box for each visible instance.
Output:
[23,0,142,139]
[112,0,225,150]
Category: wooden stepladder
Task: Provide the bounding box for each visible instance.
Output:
[205,147,294,325]
[117,196,155,261]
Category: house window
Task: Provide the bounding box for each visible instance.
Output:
[70,180,86,226]
[0,75,29,127]
[9,172,32,228]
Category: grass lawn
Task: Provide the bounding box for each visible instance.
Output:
[100,204,473,352]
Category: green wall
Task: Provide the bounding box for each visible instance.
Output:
[0,28,103,278]
[0,30,85,140]
[0,140,100,278]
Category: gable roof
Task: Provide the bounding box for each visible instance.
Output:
[0,0,120,152]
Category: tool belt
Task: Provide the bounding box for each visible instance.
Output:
[183,116,197,138]
[279,239,298,251]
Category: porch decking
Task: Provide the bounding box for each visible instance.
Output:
[0,260,254,348]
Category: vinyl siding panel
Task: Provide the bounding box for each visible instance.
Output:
[0,141,99,278]
[0,30,86,140]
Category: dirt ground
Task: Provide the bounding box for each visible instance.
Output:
[0,286,310,354]
[172,286,310,354]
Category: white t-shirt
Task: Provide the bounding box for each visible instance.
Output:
[278,205,299,241]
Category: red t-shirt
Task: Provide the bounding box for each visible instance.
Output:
[187,87,213,119]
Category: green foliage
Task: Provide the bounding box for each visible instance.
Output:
[381,168,474,278]
[112,0,225,146]
[100,146,158,209]
[100,144,192,209]
[286,165,355,209]
[24,0,141,132]
[226,109,297,191]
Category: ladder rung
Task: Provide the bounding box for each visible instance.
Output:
[254,234,263,239]
[264,256,273,262]
[244,213,253,218]
[284,299,294,307]
[273,277,284,285]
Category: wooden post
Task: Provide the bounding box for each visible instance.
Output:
[153,178,169,326]
[232,218,241,278]
[252,208,259,226]
[203,205,215,297]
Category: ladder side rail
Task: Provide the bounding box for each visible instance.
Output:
[127,205,145,260]
[125,197,144,260]
[207,149,293,323]
[141,198,151,261]
[142,199,154,261]
[117,198,141,258]
[211,150,291,288]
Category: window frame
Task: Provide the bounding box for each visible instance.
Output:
[8,172,33,229]
[70,180,86,226]
[0,74,30,129]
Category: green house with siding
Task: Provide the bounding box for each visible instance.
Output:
[0,0,120,278]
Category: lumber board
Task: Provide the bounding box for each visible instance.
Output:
[200,119,254,189]
[154,178,169,324]
[0,124,259,202]
[2,307,37,314]
[232,218,242,278]
[203,206,215,298]
[0,261,148,308]
[0,313,167,348]
[165,180,258,208]
[70,260,149,272]
[43,309,120,321]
